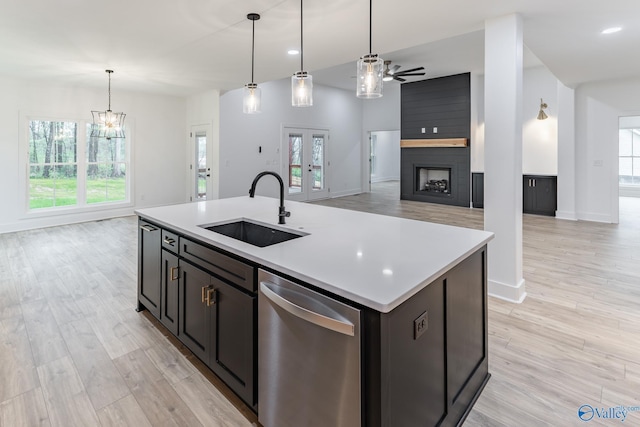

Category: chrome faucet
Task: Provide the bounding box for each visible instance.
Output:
[249,171,291,224]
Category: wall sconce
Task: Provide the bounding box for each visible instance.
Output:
[537,98,548,120]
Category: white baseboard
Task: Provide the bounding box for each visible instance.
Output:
[577,212,613,223]
[330,188,362,198]
[555,210,578,221]
[488,278,527,303]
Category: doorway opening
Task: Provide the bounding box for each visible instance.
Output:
[368,130,400,197]
[618,116,640,224]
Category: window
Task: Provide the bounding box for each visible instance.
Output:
[86,124,127,204]
[27,118,130,212]
[619,128,640,185]
[28,121,79,209]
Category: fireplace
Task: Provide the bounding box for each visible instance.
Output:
[400,147,470,207]
[416,167,451,195]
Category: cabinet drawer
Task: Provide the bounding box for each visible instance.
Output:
[161,229,179,253]
[180,237,255,292]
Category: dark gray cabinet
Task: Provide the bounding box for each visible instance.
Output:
[472,172,484,208]
[177,258,257,409]
[138,219,161,318]
[523,175,557,216]
[363,247,488,427]
[160,249,179,335]
[137,220,257,411]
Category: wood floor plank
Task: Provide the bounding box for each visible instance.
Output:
[171,374,254,427]
[20,299,69,367]
[0,387,50,427]
[58,320,130,411]
[37,356,100,427]
[96,394,152,427]
[0,318,40,404]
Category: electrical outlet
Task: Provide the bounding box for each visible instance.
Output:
[414,311,428,339]
[433,127,438,134]
[421,127,426,134]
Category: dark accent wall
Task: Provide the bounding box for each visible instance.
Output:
[400,73,471,207]
[401,73,470,140]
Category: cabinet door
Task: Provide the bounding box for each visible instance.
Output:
[178,261,211,362]
[208,277,256,408]
[160,249,180,336]
[534,177,557,216]
[523,177,536,214]
[138,219,161,318]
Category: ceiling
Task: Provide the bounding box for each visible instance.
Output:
[1,0,639,97]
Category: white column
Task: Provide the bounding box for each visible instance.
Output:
[484,14,526,302]
[556,82,577,220]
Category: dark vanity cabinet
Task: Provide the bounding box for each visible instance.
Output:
[523,175,557,216]
[137,219,257,411]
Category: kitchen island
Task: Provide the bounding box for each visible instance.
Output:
[136,196,493,427]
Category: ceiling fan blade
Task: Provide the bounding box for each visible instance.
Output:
[397,72,425,77]
[394,76,406,82]
[395,67,425,75]
[389,65,401,74]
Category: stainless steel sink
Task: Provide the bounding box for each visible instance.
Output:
[200,219,308,248]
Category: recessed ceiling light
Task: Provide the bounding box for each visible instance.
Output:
[601,27,622,35]
[287,49,299,55]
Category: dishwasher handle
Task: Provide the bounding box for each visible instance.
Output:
[260,281,355,336]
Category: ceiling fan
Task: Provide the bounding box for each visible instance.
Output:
[383,60,425,82]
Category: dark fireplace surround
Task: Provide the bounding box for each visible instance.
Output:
[401,147,470,207]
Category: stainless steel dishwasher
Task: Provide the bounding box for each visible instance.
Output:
[258,269,361,427]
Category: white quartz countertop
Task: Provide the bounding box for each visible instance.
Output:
[136,196,493,313]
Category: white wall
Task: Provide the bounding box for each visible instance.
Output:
[218,78,363,199]
[0,75,186,233]
[574,89,621,222]
[472,66,559,175]
[522,67,558,175]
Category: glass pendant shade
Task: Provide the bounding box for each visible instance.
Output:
[243,83,261,114]
[292,71,313,107]
[91,70,125,139]
[356,54,384,98]
[90,109,126,139]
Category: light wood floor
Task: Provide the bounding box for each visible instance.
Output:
[1,182,639,426]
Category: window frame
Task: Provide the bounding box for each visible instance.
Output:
[20,113,133,217]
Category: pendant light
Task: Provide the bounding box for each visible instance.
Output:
[91,70,126,140]
[356,0,383,99]
[292,0,312,107]
[243,13,261,114]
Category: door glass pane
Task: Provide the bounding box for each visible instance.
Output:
[289,134,303,194]
[311,135,324,191]
[196,133,207,200]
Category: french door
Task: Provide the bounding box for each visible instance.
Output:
[283,127,329,201]
[190,125,211,201]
